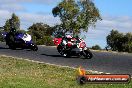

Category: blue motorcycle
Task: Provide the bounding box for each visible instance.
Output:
[2,32,38,51]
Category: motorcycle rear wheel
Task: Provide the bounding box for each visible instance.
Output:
[8,41,16,50]
[8,44,16,50]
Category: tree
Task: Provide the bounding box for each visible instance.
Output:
[28,23,52,39]
[52,24,65,38]
[28,23,54,45]
[4,13,20,32]
[92,45,101,50]
[106,30,132,53]
[107,30,121,51]
[52,0,101,35]
[16,30,26,34]
[123,33,132,52]
[4,20,10,32]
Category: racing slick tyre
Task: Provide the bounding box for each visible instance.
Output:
[57,45,63,54]
[31,44,38,51]
[83,49,93,59]
[8,44,16,50]
[7,40,16,50]
[6,34,16,50]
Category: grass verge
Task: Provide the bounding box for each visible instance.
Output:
[0,55,131,88]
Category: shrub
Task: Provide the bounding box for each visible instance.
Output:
[36,36,54,46]
[92,45,101,50]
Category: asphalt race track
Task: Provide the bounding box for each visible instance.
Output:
[0,42,132,75]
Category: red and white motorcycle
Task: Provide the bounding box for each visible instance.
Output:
[53,36,93,59]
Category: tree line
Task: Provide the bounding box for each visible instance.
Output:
[0,0,101,46]
[107,30,132,53]
[0,13,54,45]
[90,30,132,53]
[0,0,132,53]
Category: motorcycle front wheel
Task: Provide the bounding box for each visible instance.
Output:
[31,44,38,51]
[83,49,93,59]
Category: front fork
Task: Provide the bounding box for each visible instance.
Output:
[79,47,87,56]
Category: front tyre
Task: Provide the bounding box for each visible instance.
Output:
[57,45,63,54]
[31,44,38,51]
[83,49,93,59]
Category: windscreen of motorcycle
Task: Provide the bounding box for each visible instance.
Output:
[22,33,31,42]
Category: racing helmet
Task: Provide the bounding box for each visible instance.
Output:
[66,35,72,41]
[66,35,72,38]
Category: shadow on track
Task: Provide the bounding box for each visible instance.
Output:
[0,47,24,50]
[41,53,81,59]
[0,47,9,49]
[41,53,63,57]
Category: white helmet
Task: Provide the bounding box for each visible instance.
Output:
[66,35,72,38]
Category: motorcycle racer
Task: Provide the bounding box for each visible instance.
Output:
[54,34,93,59]
[61,35,73,46]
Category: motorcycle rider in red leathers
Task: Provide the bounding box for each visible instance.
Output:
[56,34,93,58]
[61,35,73,49]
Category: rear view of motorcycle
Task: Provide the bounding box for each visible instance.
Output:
[54,35,93,59]
[2,31,38,51]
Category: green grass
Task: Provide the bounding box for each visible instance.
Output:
[0,55,131,88]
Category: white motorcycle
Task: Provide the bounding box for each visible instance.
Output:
[56,37,93,59]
